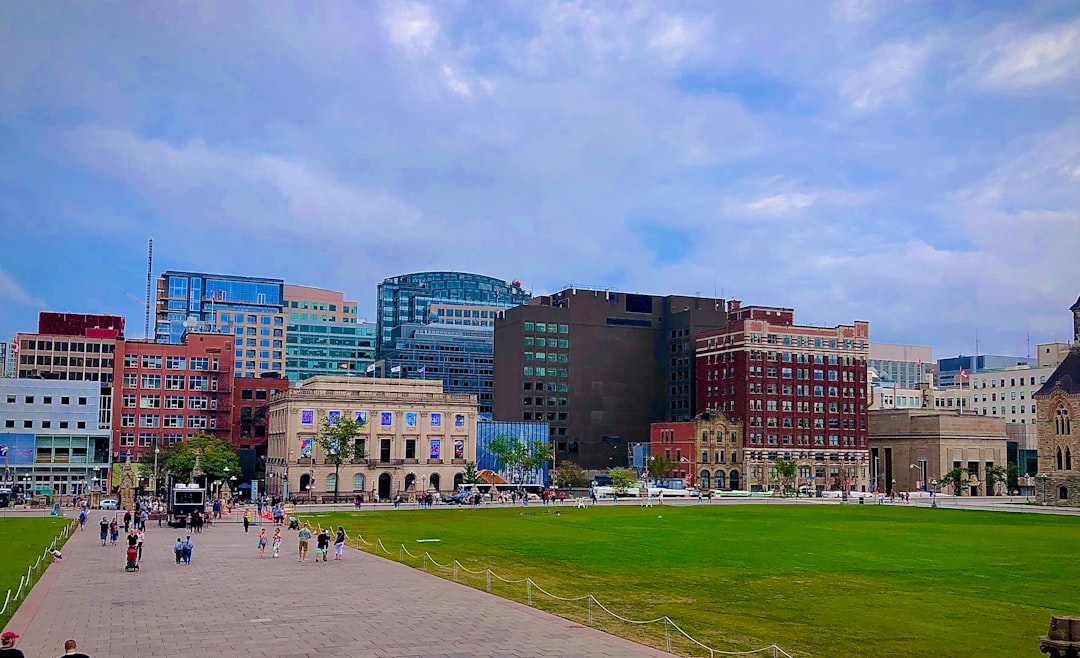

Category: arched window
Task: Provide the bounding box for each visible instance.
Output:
[1067,447,1073,471]
[699,470,711,489]
[352,473,365,492]
[325,473,336,492]
[1058,447,1064,471]
[1059,485,1069,501]
[1056,406,1072,436]
[714,470,726,490]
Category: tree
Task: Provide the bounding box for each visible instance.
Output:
[1006,463,1021,495]
[522,440,554,483]
[939,466,970,496]
[316,416,366,503]
[462,461,483,485]
[553,461,588,489]
[774,457,797,496]
[487,434,551,484]
[160,434,240,483]
[608,467,637,496]
[985,465,1008,496]
[646,455,676,481]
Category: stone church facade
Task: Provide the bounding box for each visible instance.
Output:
[1034,296,1080,506]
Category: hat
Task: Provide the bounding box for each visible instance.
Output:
[1,631,19,640]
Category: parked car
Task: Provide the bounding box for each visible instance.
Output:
[100,498,120,510]
[443,491,473,505]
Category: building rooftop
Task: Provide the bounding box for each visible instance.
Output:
[1035,348,1080,396]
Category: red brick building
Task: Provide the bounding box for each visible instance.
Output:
[695,300,871,492]
[111,333,234,460]
[649,422,698,482]
[232,376,290,453]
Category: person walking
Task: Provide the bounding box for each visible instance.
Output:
[297,522,312,562]
[0,631,24,658]
[257,529,267,558]
[78,509,87,531]
[109,519,119,546]
[315,526,330,563]
[99,518,109,547]
[58,638,91,657]
[271,527,282,558]
[173,537,184,564]
[182,535,193,564]
[123,510,132,533]
[243,509,251,533]
[333,526,348,561]
[136,529,145,560]
[139,509,149,532]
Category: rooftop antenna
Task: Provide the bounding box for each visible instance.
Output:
[144,238,153,340]
[1026,329,1031,358]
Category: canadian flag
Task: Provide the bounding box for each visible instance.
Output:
[959,368,969,380]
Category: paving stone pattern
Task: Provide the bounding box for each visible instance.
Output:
[8,518,677,658]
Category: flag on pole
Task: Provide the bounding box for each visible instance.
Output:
[365,364,376,373]
[959,367,969,380]
[338,363,350,369]
[390,365,402,374]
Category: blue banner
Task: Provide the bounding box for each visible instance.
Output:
[0,434,35,465]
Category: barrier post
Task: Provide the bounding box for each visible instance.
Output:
[423,554,429,572]
[587,596,593,626]
[527,578,532,606]
[665,618,671,652]
[486,570,491,593]
[399,545,403,562]
[453,561,458,582]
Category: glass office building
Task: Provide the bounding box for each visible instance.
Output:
[376,272,530,355]
[476,419,551,486]
[379,323,496,415]
[156,271,286,378]
[285,321,377,381]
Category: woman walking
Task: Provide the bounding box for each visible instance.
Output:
[244,509,251,533]
[271,527,282,558]
[257,529,267,558]
[333,526,348,561]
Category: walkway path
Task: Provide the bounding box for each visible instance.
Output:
[7,518,677,658]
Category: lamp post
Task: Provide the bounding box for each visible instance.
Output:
[1036,473,1049,505]
[153,445,160,496]
[910,461,927,493]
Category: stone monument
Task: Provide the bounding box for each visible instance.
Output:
[1041,616,1080,657]
[119,456,136,513]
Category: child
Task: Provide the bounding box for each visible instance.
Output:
[174,537,184,564]
[109,519,119,545]
[315,526,330,563]
[182,535,193,564]
[257,529,267,558]
[271,528,282,558]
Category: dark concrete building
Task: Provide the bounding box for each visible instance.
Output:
[493,287,727,470]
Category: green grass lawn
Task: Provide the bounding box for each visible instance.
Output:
[0,517,71,623]
[300,504,1080,658]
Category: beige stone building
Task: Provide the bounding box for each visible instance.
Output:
[1034,297,1080,506]
[692,410,743,491]
[266,377,478,502]
[868,410,1008,495]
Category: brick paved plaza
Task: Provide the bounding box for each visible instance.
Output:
[6,516,676,658]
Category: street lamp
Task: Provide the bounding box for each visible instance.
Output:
[910,461,928,492]
[1036,473,1050,505]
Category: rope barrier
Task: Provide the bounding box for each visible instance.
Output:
[349,531,796,658]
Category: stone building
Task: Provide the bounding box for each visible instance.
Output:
[868,410,1008,495]
[266,377,477,502]
[1033,297,1080,506]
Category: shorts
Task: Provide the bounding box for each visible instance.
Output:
[298,540,309,551]
[334,542,344,555]
[316,545,328,554]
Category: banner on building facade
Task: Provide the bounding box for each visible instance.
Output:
[429,439,441,459]
[301,410,314,425]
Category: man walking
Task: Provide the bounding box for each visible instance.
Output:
[297,522,312,562]
[123,509,132,533]
[58,638,91,657]
[0,631,24,657]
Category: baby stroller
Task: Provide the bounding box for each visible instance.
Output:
[125,546,140,572]
[287,517,299,531]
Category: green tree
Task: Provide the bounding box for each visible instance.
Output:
[462,461,483,485]
[159,433,240,483]
[646,455,676,481]
[316,416,367,503]
[939,466,970,496]
[608,467,637,496]
[985,465,1008,496]
[1006,463,1021,494]
[487,434,551,484]
[774,457,797,496]
[553,461,588,489]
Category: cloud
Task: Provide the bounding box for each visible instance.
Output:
[839,39,935,111]
[0,268,46,309]
[380,1,440,54]
[649,15,706,63]
[441,65,472,97]
[981,19,1080,88]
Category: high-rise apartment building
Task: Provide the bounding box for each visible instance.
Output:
[1,339,15,377]
[112,333,234,460]
[493,288,728,469]
[376,272,530,354]
[15,312,124,432]
[380,323,495,415]
[695,301,871,492]
[282,285,359,324]
[155,271,285,378]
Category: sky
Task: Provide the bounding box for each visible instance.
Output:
[1,0,1078,359]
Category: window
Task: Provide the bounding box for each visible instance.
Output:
[141,354,162,369]
[141,374,161,389]
[187,416,208,429]
[1055,405,1072,436]
[164,395,184,409]
[190,357,209,370]
[166,375,185,390]
[139,414,160,428]
[139,394,161,408]
[188,396,209,410]
[121,413,136,427]
[189,375,209,391]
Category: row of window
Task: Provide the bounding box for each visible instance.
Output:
[217,313,284,325]
[122,355,214,370]
[3,419,89,430]
[233,327,284,337]
[20,355,113,368]
[523,352,569,363]
[120,413,212,429]
[4,395,89,405]
[972,376,1047,389]
[746,434,867,447]
[121,374,216,390]
[17,370,112,383]
[704,334,866,350]
[522,366,568,377]
[118,432,189,447]
[975,391,1037,402]
[283,300,353,314]
[236,361,282,371]
[19,340,115,353]
[121,394,214,409]
[522,322,569,334]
